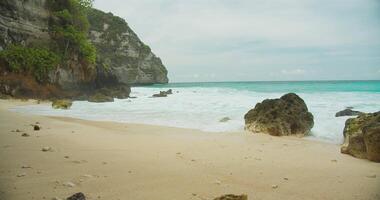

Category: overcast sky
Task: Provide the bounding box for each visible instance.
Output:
[94,0,380,82]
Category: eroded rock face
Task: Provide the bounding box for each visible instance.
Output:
[244,93,314,136]
[0,0,50,50]
[88,9,169,85]
[341,112,380,162]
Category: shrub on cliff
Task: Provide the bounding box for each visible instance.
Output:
[0,45,59,83]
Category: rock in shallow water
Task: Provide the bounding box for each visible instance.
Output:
[341,112,380,162]
[244,93,314,136]
[88,93,114,103]
[52,100,73,109]
[335,109,363,117]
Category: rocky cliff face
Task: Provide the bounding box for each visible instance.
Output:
[0,0,50,50]
[88,9,168,85]
[0,0,168,93]
[0,0,95,90]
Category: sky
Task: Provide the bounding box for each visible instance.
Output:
[94,0,380,82]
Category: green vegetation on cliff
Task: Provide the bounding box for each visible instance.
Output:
[0,45,59,83]
[0,0,97,83]
[48,0,96,65]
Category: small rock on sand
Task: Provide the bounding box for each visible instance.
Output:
[42,147,52,152]
[21,133,30,137]
[366,174,377,178]
[21,165,32,169]
[51,197,62,200]
[17,173,26,177]
[67,192,86,200]
[272,185,278,189]
[33,125,40,131]
[213,194,248,200]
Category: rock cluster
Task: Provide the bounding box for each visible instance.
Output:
[152,89,173,98]
[244,93,314,136]
[341,112,380,162]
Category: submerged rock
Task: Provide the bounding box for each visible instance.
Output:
[88,93,114,103]
[66,192,85,200]
[219,117,231,123]
[213,194,248,200]
[341,112,380,162]
[52,100,73,110]
[244,93,314,136]
[335,109,363,117]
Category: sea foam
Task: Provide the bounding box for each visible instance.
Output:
[11,81,380,144]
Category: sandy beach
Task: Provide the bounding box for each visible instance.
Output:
[0,99,379,200]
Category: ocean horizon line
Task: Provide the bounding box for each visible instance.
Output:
[155,79,380,85]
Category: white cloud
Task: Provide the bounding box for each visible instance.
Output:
[281,69,306,75]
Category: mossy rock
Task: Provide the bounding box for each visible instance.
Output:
[52,99,72,109]
[341,112,380,162]
[88,93,114,103]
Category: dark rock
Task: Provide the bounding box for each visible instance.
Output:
[152,91,168,98]
[67,192,86,200]
[21,133,29,137]
[152,89,173,97]
[341,112,380,162]
[213,194,248,200]
[335,109,363,117]
[244,93,314,136]
[219,117,231,123]
[52,100,72,109]
[96,85,131,99]
[33,125,40,131]
[88,93,114,103]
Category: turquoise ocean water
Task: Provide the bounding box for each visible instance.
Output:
[12,80,380,144]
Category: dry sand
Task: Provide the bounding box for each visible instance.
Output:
[0,99,379,200]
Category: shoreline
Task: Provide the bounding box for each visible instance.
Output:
[7,99,344,145]
[0,99,379,200]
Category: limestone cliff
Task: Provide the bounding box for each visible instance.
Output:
[0,0,168,97]
[0,0,50,50]
[88,9,168,85]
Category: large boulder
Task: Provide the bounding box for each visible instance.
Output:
[341,112,380,162]
[335,109,363,117]
[244,93,314,136]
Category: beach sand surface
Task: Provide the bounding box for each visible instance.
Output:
[0,99,379,200]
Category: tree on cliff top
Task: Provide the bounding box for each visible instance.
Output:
[48,0,96,65]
